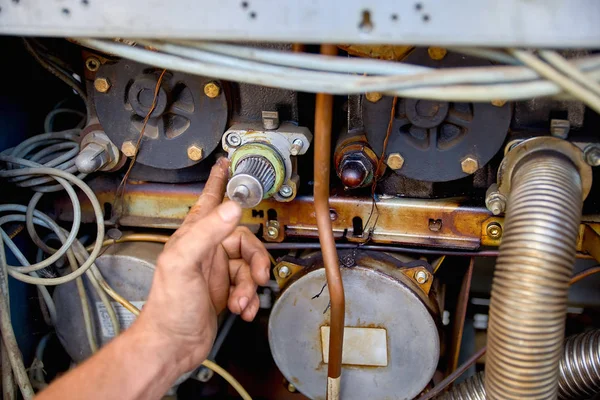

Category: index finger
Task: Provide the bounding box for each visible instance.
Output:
[185,157,230,224]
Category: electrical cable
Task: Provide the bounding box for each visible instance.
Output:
[569,264,600,285]
[75,38,600,102]
[538,50,600,98]
[44,108,86,133]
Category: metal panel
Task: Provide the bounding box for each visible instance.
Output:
[1,0,599,47]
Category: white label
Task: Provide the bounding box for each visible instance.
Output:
[96,301,145,338]
[321,326,388,367]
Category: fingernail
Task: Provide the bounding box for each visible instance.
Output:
[218,201,242,223]
[238,296,249,311]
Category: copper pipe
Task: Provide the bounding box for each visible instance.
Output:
[314,44,345,399]
[291,43,306,53]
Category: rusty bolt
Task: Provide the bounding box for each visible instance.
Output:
[491,99,507,107]
[365,92,383,103]
[428,47,447,60]
[121,141,137,157]
[287,383,297,393]
[85,57,101,72]
[386,153,405,170]
[415,270,429,284]
[204,82,221,98]
[94,77,111,93]
[278,266,291,279]
[461,156,479,174]
[486,222,502,240]
[187,145,203,161]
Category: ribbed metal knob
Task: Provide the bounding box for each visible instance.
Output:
[227,156,276,208]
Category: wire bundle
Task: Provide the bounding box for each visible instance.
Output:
[76,39,600,110]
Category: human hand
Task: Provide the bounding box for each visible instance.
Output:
[133,158,271,374]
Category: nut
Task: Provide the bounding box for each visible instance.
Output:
[491,99,507,107]
[187,145,203,161]
[485,185,507,216]
[85,57,101,72]
[204,82,221,98]
[427,47,447,60]
[278,266,291,279]
[365,92,383,103]
[461,156,479,174]
[386,153,405,170]
[94,77,111,93]
[584,145,600,167]
[486,222,502,240]
[415,270,429,284]
[121,141,137,157]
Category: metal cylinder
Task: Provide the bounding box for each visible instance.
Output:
[226,156,276,208]
[439,330,600,400]
[485,154,583,399]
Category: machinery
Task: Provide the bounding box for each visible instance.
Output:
[1,2,600,399]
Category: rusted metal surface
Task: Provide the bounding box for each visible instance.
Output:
[314,43,345,395]
[446,258,474,375]
[581,225,600,263]
[337,45,414,61]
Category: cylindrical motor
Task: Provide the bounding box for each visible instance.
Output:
[269,251,440,400]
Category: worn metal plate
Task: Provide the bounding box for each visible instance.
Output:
[268,266,439,400]
[320,326,388,367]
[1,0,599,47]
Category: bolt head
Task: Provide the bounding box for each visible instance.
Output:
[85,57,101,72]
[415,270,429,284]
[584,145,600,167]
[365,92,383,103]
[427,47,447,60]
[461,156,479,174]
[279,185,293,198]
[267,226,279,238]
[204,82,221,98]
[226,133,242,147]
[491,99,507,107]
[278,266,291,278]
[287,383,297,393]
[486,222,502,239]
[187,145,203,161]
[121,141,137,157]
[386,153,405,170]
[290,138,304,156]
[94,77,111,93]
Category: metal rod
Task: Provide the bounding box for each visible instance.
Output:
[314,43,344,400]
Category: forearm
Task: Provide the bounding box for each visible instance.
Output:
[37,322,181,400]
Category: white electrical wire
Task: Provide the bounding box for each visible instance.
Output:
[76,38,600,103]
[44,108,86,133]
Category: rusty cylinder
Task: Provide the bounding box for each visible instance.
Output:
[485,154,583,399]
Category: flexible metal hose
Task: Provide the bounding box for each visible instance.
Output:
[484,154,583,399]
[439,331,600,400]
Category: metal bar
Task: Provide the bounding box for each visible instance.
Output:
[1,0,599,48]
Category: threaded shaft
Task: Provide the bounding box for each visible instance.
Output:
[234,156,276,193]
[485,154,583,399]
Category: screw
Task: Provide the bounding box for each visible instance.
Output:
[427,47,447,60]
[287,383,297,393]
[204,82,221,98]
[584,145,600,167]
[415,270,429,284]
[278,266,291,278]
[279,185,293,198]
[267,226,279,238]
[486,222,502,240]
[94,77,111,93]
[365,92,383,103]
[386,153,405,170]
[461,156,479,174]
[85,57,100,72]
[428,219,442,232]
[491,99,507,107]
[226,133,242,147]
[187,145,203,161]
[121,140,137,157]
[330,209,338,221]
[290,138,304,156]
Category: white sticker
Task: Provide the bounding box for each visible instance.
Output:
[96,301,145,338]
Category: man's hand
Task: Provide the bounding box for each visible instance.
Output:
[134,158,271,375]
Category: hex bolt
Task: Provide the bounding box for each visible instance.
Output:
[485,185,507,216]
[386,153,405,170]
[584,145,600,167]
[262,111,280,130]
[550,119,570,139]
[415,270,429,284]
[487,222,503,240]
[278,266,291,279]
[226,133,242,147]
[267,225,279,239]
[427,47,447,60]
[121,140,137,157]
[491,99,507,107]
[94,77,111,93]
[461,156,479,174]
[365,92,383,103]
[290,138,304,156]
[187,145,203,161]
[279,184,293,198]
[204,82,221,98]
